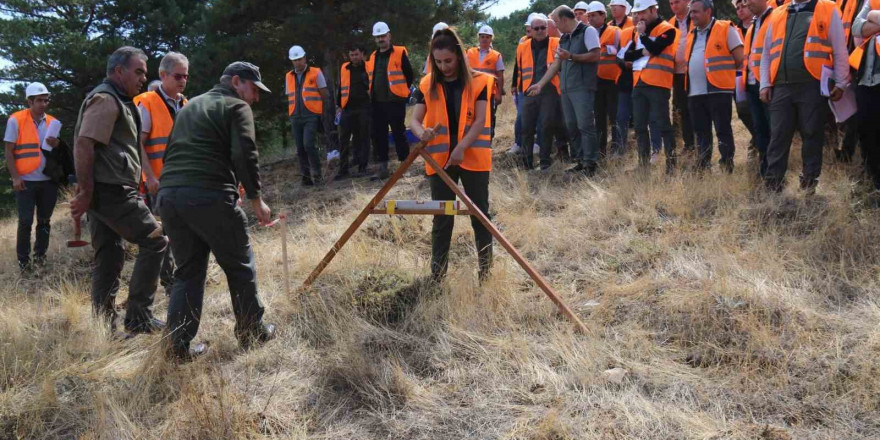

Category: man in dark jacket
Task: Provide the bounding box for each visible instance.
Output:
[71,46,168,335]
[157,61,275,361]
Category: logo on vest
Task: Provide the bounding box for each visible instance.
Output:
[715,43,722,50]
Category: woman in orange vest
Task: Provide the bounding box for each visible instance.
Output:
[410,28,493,282]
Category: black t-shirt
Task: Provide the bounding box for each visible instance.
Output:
[413,77,487,150]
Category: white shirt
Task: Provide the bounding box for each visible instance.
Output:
[3,111,53,181]
[688,19,744,96]
[584,25,601,51]
[478,47,506,71]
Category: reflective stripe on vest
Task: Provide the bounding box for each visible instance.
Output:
[848,0,880,70]
[767,0,836,84]
[744,9,773,83]
[640,21,677,89]
[839,0,860,43]
[340,62,351,109]
[418,73,492,175]
[366,45,410,99]
[133,90,184,177]
[286,67,324,116]
[685,20,737,91]
[516,37,560,93]
[10,109,55,176]
[598,25,622,83]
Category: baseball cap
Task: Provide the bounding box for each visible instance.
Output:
[222,61,271,93]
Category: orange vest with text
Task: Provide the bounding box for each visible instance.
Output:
[286,67,324,116]
[638,21,677,89]
[849,0,880,70]
[133,90,186,177]
[765,0,836,84]
[366,45,410,99]
[10,109,55,176]
[598,25,623,83]
[685,19,738,91]
[516,37,560,93]
[419,73,492,176]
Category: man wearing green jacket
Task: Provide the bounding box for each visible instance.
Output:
[158,61,275,361]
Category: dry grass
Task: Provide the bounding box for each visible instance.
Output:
[1,97,879,439]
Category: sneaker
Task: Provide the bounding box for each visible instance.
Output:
[507,144,522,154]
[533,144,540,155]
[650,152,659,165]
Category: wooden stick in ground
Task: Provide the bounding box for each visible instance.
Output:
[299,137,432,291]
[281,212,290,296]
[418,150,590,334]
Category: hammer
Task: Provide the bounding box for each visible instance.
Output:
[67,217,89,248]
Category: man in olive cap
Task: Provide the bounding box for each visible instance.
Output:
[158,61,276,361]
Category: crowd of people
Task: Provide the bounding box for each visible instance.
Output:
[4,0,879,361]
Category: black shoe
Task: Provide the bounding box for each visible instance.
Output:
[302,175,314,186]
[334,171,351,181]
[169,342,209,364]
[566,163,585,173]
[126,317,166,335]
[584,161,598,177]
[33,255,46,268]
[370,163,390,181]
[239,323,276,350]
[539,164,552,171]
[18,261,32,276]
[352,167,369,178]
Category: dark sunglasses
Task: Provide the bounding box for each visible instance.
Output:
[532,26,547,31]
[173,73,189,81]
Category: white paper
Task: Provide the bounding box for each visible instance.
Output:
[820,65,833,97]
[617,41,631,60]
[828,84,857,123]
[632,36,650,71]
[735,73,747,103]
[606,45,618,55]
[42,119,61,151]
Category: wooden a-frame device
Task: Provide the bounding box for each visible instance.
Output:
[300,140,589,333]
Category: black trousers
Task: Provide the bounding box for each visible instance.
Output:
[673,73,695,150]
[765,81,828,188]
[88,183,166,331]
[145,192,175,290]
[371,100,409,162]
[858,85,880,190]
[596,79,619,158]
[158,187,266,352]
[15,180,58,267]
[688,93,736,171]
[339,104,371,172]
[429,166,492,280]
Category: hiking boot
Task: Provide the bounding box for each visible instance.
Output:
[238,323,277,350]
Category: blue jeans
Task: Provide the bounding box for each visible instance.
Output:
[15,180,58,267]
[746,83,771,176]
[632,86,676,169]
[616,90,662,156]
[561,89,599,164]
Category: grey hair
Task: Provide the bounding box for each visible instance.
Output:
[159,51,189,73]
[219,75,233,86]
[147,80,162,91]
[691,0,715,10]
[106,46,148,77]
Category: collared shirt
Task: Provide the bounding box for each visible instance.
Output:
[688,19,744,96]
[674,15,691,73]
[853,0,880,86]
[759,0,851,90]
[3,111,51,181]
[477,47,506,71]
[139,85,186,134]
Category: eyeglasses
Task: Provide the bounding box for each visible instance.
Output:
[532,26,547,31]
[173,73,189,81]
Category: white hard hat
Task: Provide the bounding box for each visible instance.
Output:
[432,22,449,35]
[288,45,305,61]
[574,1,590,10]
[631,0,658,13]
[25,82,49,98]
[609,0,633,13]
[373,21,391,36]
[587,1,607,13]
[478,24,494,36]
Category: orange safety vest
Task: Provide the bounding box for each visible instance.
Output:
[744,9,774,83]
[9,109,55,176]
[338,62,364,109]
[516,37,560,93]
[614,16,635,30]
[366,45,410,99]
[685,19,738,91]
[839,0,860,43]
[668,16,695,49]
[598,25,622,83]
[849,0,880,70]
[765,0,836,85]
[466,47,502,96]
[418,73,492,176]
[638,21,678,89]
[286,67,324,116]
[133,90,186,177]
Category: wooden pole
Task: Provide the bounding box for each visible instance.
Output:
[280,213,290,296]
[299,138,430,290]
[418,150,589,334]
